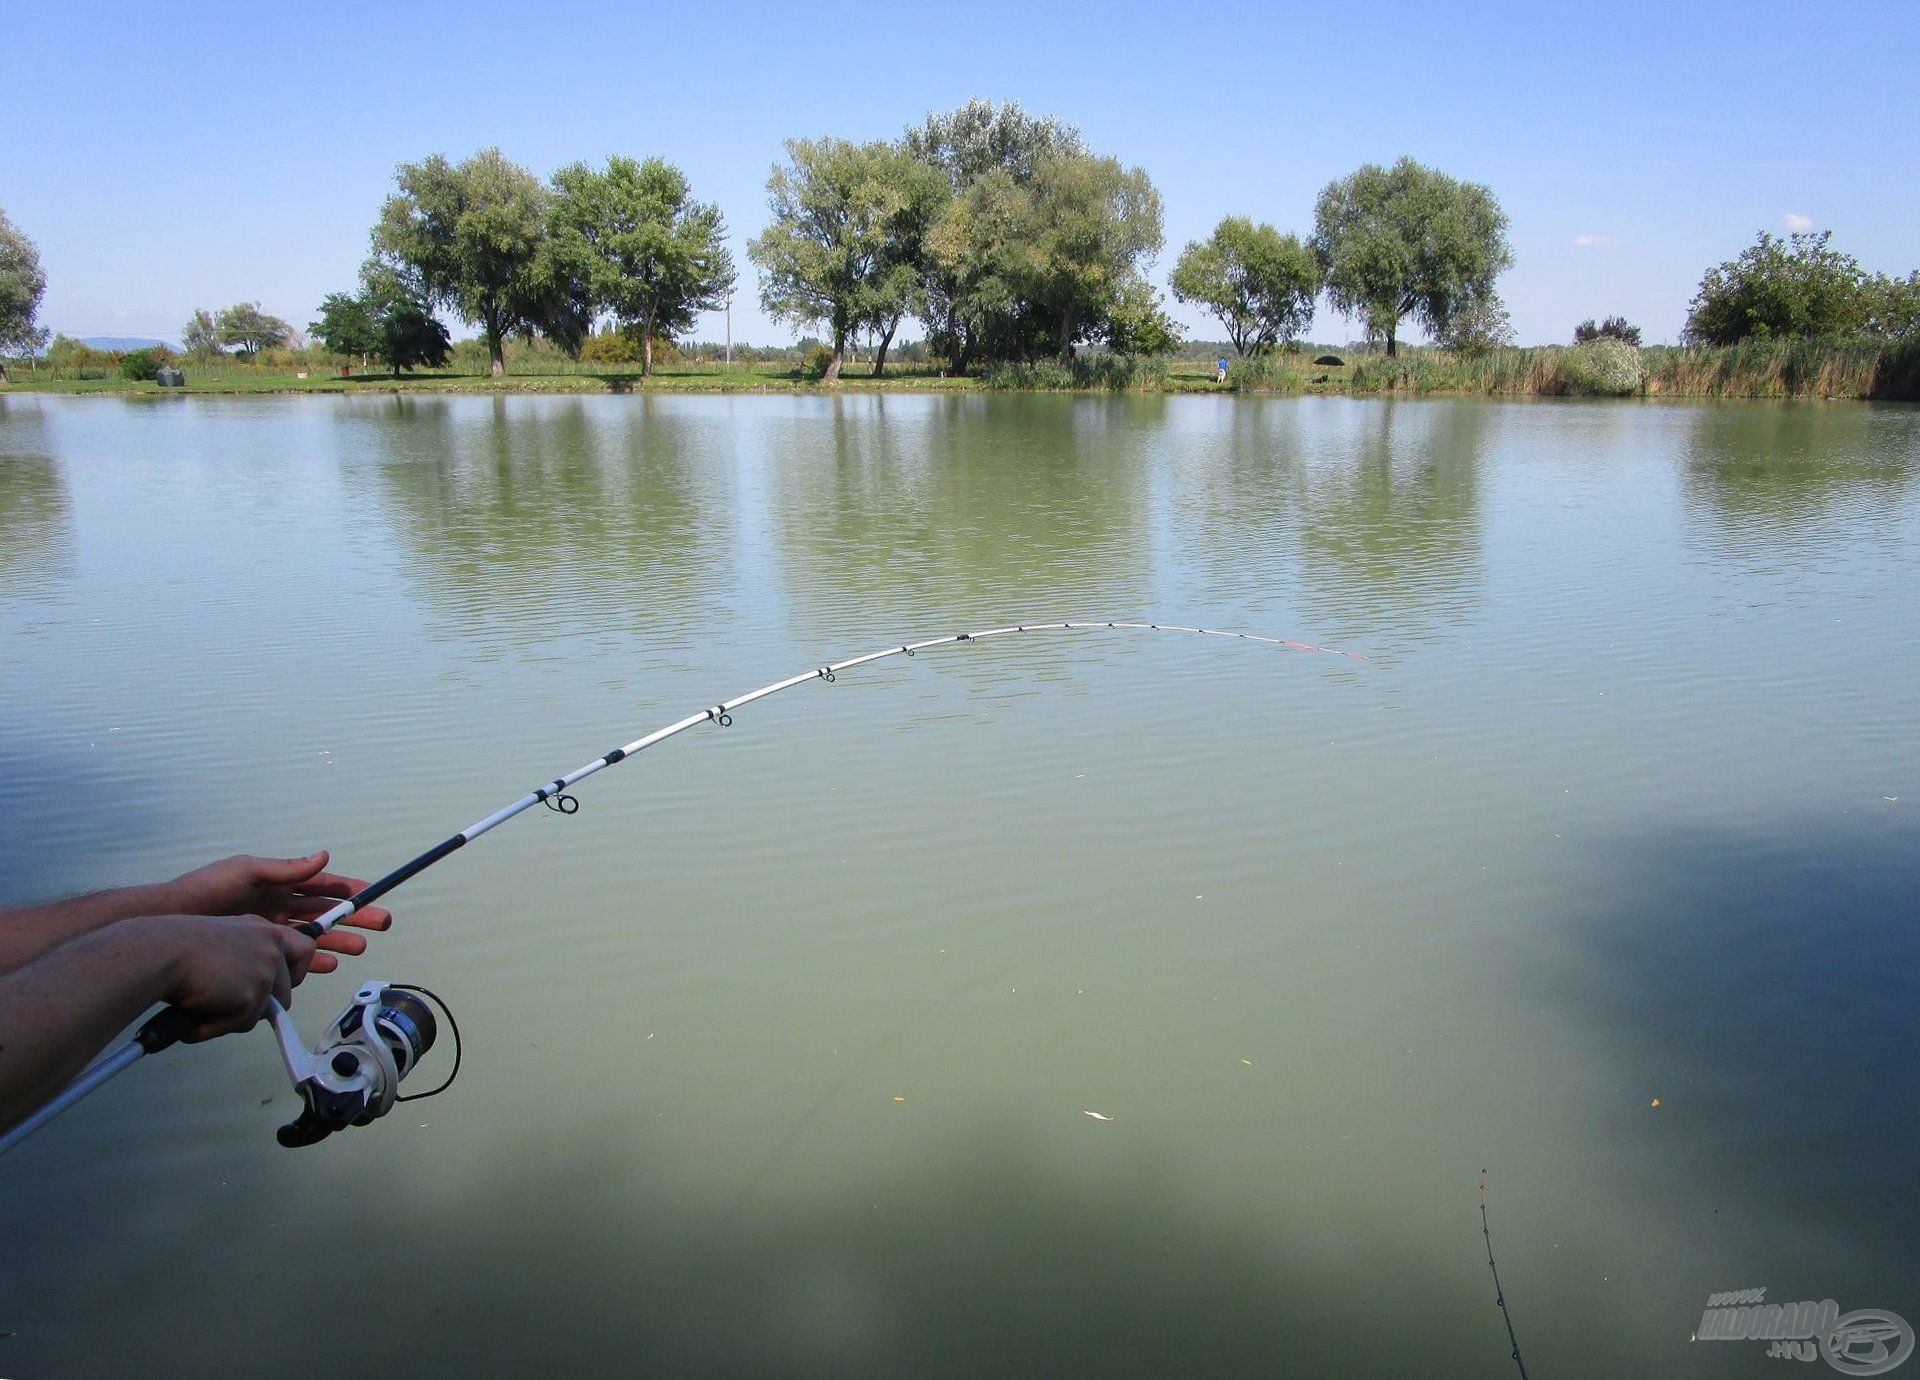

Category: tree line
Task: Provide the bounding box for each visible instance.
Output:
[2,103,1917,385]
[336,106,1518,378]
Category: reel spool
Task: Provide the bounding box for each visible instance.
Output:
[268,981,460,1148]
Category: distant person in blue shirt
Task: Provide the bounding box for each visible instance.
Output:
[1216,357,1229,383]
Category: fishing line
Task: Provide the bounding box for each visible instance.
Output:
[0,618,1361,1154]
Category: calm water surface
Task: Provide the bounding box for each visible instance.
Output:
[1,392,1916,1377]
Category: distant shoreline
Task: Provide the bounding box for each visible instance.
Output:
[4,340,1915,402]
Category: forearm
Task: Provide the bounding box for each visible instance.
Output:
[0,882,178,974]
[0,918,177,1133]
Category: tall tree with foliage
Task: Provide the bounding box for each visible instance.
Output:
[1170,216,1319,356]
[1000,153,1162,361]
[1311,157,1511,356]
[364,269,452,376]
[905,100,1084,373]
[312,270,451,376]
[1441,292,1514,355]
[1869,272,1920,341]
[214,302,292,358]
[372,149,557,377]
[181,309,221,358]
[1104,277,1182,356]
[927,152,1162,364]
[311,292,380,365]
[0,208,50,378]
[748,138,945,380]
[1683,230,1875,345]
[548,156,734,376]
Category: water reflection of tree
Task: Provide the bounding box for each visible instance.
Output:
[0,408,73,602]
[1680,404,1918,567]
[371,396,741,652]
[765,393,1160,639]
[1293,401,1488,635]
[1168,399,1487,641]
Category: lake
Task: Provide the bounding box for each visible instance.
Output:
[1,391,1915,1377]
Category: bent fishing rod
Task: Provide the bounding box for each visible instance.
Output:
[0,619,1362,1156]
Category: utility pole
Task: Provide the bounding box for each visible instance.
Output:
[724,289,733,366]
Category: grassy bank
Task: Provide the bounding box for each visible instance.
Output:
[4,338,1915,401]
[1218,338,1920,400]
[0,359,979,397]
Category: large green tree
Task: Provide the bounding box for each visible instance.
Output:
[1310,158,1511,356]
[988,152,1162,362]
[214,301,292,358]
[905,100,1084,373]
[748,138,944,380]
[1170,216,1319,356]
[548,156,734,376]
[372,149,557,377]
[1683,230,1875,345]
[0,208,50,378]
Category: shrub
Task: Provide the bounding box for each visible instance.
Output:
[982,355,1167,391]
[1685,231,1874,345]
[579,331,640,364]
[119,348,165,381]
[47,335,116,371]
[801,343,836,378]
[1226,354,1306,392]
[1441,294,1514,356]
[1574,315,1643,346]
[1347,355,1450,392]
[1562,338,1645,396]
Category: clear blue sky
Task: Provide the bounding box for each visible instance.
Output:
[5,0,1915,349]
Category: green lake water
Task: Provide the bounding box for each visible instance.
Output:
[0,391,1915,1376]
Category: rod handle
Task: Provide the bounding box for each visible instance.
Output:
[134,1006,196,1055]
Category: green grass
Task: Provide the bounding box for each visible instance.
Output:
[0,358,980,397]
[6,338,1915,400]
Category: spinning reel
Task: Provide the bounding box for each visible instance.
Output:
[267,981,460,1147]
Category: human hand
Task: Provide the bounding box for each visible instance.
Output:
[159,852,392,974]
[137,914,318,1043]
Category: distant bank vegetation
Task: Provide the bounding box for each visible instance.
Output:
[1,101,1915,398]
[1219,337,1920,401]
